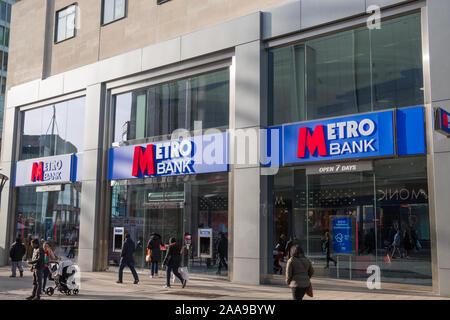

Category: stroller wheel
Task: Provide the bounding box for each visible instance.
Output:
[73,289,79,295]
[46,287,55,296]
[66,290,72,296]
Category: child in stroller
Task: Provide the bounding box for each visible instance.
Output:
[45,260,80,296]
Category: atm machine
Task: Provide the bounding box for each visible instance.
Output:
[198,228,213,259]
[113,227,125,253]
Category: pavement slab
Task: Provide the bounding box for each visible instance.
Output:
[0,267,447,300]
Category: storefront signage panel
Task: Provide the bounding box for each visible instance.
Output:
[332,217,353,255]
[284,111,395,165]
[15,154,73,187]
[108,132,229,180]
[305,161,373,175]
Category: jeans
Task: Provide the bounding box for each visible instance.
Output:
[166,266,183,287]
[42,268,50,292]
[118,259,139,282]
[291,287,308,300]
[11,261,23,277]
[151,261,158,276]
[32,270,43,298]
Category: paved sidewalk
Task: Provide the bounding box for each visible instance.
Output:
[0,267,447,300]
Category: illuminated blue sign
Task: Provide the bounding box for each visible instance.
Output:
[332,217,352,255]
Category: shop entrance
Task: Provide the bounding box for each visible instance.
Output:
[109,173,229,276]
[272,157,432,286]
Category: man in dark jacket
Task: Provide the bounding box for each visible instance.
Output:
[216,232,228,275]
[10,237,26,278]
[26,239,44,300]
[147,232,162,278]
[117,234,139,284]
[162,237,186,289]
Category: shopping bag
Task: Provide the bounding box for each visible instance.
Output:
[384,253,391,265]
[145,249,151,263]
[180,267,189,281]
[416,240,422,250]
[306,284,313,297]
[172,268,183,284]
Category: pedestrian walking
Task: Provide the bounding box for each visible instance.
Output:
[10,236,26,278]
[391,229,402,259]
[285,235,301,259]
[26,239,45,300]
[216,232,228,275]
[147,232,162,278]
[286,245,314,301]
[323,231,337,268]
[117,233,139,284]
[42,242,56,294]
[403,229,413,259]
[162,237,186,289]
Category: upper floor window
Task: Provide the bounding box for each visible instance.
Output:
[20,97,86,160]
[102,0,126,25]
[55,4,77,43]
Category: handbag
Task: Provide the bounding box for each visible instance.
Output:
[300,259,313,297]
[145,249,152,263]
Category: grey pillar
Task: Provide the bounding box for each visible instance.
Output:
[230,40,268,284]
[423,2,450,297]
[78,83,107,272]
[0,106,18,266]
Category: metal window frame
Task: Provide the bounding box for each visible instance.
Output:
[101,0,128,27]
[54,3,78,44]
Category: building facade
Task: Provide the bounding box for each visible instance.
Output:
[1,0,450,296]
[0,0,19,150]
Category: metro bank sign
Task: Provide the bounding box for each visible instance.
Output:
[15,154,74,187]
[282,107,425,165]
[109,132,229,180]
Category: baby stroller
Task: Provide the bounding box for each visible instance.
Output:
[45,260,80,296]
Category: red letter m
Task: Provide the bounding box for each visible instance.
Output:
[297,125,327,158]
[132,145,156,176]
[31,162,44,182]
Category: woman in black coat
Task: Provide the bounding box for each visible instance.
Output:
[147,233,162,278]
[162,237,186,289]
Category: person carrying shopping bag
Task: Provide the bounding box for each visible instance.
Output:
[286,245,314,301]
[162,237,186,289]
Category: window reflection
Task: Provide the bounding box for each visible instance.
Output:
[20,97,86,160]
[269,13,423,125]
[113,70,229,144]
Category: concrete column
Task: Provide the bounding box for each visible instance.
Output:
[77,83,107,272]
[230,40,267,285]
[423,2,450,297]
[0,105,19,266]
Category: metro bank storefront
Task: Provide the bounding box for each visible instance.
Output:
[3,1,450,295]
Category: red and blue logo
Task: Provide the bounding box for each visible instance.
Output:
[283,111,396,164]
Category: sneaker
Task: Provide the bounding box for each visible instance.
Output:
[134,280,139,284]
[163,285,171,289]
[32,296,40,300]
[116,280,123,284]
[9,275,16,278]
[182,280,187,288]
[155,273,159,278]
[26,296,35,300]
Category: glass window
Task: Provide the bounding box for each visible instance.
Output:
[269,13,423,125]
[20,97,86,160]
[113,69,229,144]
[269,156,431,286]
[15,184,82,261]
[0,2,6,22]
[55,4,76,43]
[4,27,9,47]
[1,76,5,94]
[109,172,228,277]
[6,3,11,23]
[0,26,4,46]
[102,0,126,25]
[2,51,7,71]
